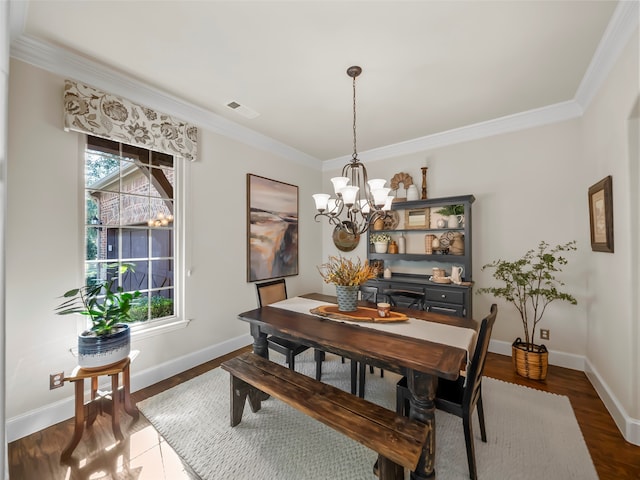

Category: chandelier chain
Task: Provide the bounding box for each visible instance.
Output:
[352,74,358,161]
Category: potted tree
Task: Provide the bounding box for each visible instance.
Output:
[317,255,377,312]
[476,240,577,380]
[56,264,142,369]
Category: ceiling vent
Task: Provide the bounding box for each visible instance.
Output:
[225,101,260,119]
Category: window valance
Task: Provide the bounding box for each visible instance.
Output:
[63,80,198,161]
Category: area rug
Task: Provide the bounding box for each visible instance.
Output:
[138,351,597,480]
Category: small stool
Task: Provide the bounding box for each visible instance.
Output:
[61,354,139,461]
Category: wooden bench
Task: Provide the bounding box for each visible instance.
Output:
[221,352,429,480]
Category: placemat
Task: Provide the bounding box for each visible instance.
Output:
[310,305,408,323]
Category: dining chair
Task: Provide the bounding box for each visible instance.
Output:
[382,288,425,310]
[353,285,383,398]
[396,304,498,480]
[255,279,324,377]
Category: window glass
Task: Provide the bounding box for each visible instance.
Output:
[84,135,177,325]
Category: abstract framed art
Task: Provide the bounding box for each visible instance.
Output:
[588,175,614,253]
[246,174,299,282]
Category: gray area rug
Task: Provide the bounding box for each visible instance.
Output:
[138,351,597,480]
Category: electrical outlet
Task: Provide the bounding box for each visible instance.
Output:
[540,329,550,341]
[49,372,65,390]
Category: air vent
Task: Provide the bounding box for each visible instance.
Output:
[225,101,260,119]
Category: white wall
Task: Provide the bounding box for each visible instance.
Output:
[1,0,9,475]
[581,27,639,426]
[5,60,325,438]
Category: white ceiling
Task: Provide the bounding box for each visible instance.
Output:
[13,1,620,161]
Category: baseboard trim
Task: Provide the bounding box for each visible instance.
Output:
[584,357,640,446]
[6,334,253,443]
[490,339,640,446]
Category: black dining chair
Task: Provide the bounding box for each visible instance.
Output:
[255,279,325,378]
[352,285,384,398]
[396,304,498,480]
[382,288,425,310]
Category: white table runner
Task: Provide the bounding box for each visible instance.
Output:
[269,297,477,361]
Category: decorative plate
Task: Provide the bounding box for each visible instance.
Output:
[382,211,400,230]
[439,231,456,248]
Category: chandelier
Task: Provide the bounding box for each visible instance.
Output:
[312,66,392,238]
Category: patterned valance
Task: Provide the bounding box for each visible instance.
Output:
[63,80,198,161]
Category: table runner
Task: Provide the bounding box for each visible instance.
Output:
[270,297,476,361]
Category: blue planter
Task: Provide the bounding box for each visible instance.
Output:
[78,324,131,369]
[335,285,359,312]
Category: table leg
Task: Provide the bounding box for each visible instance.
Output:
[250,324,269,358]
[61,380,85,461]
[408,370,438,480]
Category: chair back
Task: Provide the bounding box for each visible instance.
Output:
[382,288,424,309]
[463,304,497,408]
[359,285,378,304]
[256,278,287,307]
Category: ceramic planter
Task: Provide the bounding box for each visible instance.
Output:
[78,324,131,370]
[373,242,388,253]
[335,285,359,312]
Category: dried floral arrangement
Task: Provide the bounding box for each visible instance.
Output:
[317,255,377,286]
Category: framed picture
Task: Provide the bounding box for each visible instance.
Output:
[588,175,614,253]
[247,174,299,282]
[404,208,430,229]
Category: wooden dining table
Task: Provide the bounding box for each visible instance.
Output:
[237,292,478,480]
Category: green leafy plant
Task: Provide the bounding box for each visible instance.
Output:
[56,264,143,336]
[435,204,464,216]
[370,233,391,244]
[476,241,577,349]
[317,255,377,286]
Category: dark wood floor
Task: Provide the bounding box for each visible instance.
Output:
[8,347,640,479]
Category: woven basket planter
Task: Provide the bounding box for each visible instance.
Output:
[512,338,548,380]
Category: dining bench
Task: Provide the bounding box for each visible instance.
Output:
[221,352,428,480]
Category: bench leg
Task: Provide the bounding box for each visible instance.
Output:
[378,455,404,480]
[229,375,262,427]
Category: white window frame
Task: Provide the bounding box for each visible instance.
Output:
[82,135,190,340]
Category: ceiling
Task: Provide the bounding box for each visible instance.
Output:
[13,1,619,162]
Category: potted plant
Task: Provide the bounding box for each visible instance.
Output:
[317,255,377,312]
[435,204,464,228]
[56,264,142,369]
[476,240,577,380]
[370,233,391,253]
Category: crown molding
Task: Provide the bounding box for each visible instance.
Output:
[323,100,583,171]
[9,34,320,170]
[574,0,640,109]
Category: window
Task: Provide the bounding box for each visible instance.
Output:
[85,135,180,330]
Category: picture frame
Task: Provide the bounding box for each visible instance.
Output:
[404,208,430,229]
[588,175,614,253]
[247,174,299,282]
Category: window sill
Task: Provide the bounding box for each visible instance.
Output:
[130,317,191,341]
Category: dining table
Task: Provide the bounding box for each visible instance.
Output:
[237,292,478,480]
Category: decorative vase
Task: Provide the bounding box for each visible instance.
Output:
[78,323,131,370]
[374,242,388,253]
[373,218,385,230]
[512,338,548,380]
[335,285,359,312]
[388,241,399,254]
